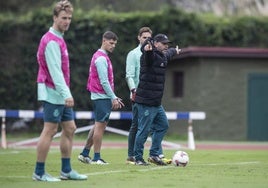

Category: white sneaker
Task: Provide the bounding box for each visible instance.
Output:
[32,172,61,182]
[78,154,91,164]
[60,170,87,180]
[91,159,109,165]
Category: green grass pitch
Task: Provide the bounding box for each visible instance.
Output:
[0,146,268,188]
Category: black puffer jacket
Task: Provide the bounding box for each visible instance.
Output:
[135,44,177,106]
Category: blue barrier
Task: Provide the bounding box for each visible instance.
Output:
[0,109,206,120]
[0,109,205,150]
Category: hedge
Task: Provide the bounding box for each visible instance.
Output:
[1,7,268,112]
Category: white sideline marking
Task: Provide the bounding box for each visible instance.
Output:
[85,161,260,176]
[1,176,29,179]
[86,166,172,176]
[0,151,19,154]
[198,161,260,166]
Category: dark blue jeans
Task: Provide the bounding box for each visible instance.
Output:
[134,103,169,161]
[127,102,138,157]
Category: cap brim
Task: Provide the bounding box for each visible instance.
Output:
[161,39,172,44]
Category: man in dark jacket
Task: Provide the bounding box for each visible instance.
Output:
[133,34,181,165]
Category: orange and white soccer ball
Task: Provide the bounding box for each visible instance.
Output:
[172,150,189,167]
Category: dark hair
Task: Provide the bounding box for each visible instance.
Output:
[138,27,153,36]
[53,0,73,16]
[103,31,118,41]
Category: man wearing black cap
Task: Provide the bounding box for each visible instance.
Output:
[133,34,181,165]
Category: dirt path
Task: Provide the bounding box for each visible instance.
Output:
[7,140,268,150]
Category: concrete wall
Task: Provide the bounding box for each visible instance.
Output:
[164,56,268,141]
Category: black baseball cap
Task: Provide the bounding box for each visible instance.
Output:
[154,34,171,44]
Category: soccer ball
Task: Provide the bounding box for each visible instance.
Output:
[172,150,189,167]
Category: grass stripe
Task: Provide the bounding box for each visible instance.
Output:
[0,161,260,179]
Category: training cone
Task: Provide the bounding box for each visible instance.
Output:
[188,124,195,150]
